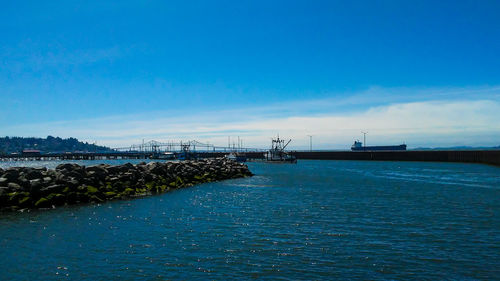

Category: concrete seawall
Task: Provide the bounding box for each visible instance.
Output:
[289,150,500,166]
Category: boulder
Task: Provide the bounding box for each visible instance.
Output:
[18,176,31,188]
[65,170,85,180]
[43,177,53,183]
[25,169,43,180]
[29,179,43,190]
[119,163,134,172]
[66,192,78,204]
[35,197,51,208]
[56,163,78,171]
[0,186,9,195]
[0,186,9,204]
[86,165,106,173]
[2,170,19,181]
[40,184,65,196]
[66,177,80,187]
[46,193,66,206]
[87,171,105,181]
[18,196,32,208]
[1,158,253,212]
[7,182,23,191]
[86,166,106,180]
[0,177,8,185]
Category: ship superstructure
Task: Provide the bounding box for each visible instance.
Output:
[351,141,407,151]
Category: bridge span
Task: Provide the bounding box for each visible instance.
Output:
[112,140,265,154]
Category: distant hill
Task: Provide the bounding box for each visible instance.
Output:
[0,136,114,154]
[411,146,500,151]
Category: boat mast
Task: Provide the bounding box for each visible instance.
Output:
[361,131,368,150]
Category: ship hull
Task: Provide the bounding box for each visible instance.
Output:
[351,144,407,151]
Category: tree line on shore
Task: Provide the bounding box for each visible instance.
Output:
[0,136,113,154]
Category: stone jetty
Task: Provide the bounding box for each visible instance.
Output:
[0,158,253,211]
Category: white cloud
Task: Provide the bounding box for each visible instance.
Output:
[7,95,500,150]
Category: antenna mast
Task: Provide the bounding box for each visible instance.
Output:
[361,131,368,150]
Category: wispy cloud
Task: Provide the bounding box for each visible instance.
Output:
[5,86,500,149]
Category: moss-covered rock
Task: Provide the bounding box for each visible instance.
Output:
[145,182,155,190]
[104,191,116,198]
[86,185,99,193]
[18,196,32,207]
[66,192,78,204]
[46,193,66,206]
[89,195,104,203]
[1,158,252,211]
[122,187,135,196]
[35,197,51,208]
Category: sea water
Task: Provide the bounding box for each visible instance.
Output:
[0,160,499,280]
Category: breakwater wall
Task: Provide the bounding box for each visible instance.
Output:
[290,150,500,166]
[0,158,252,211]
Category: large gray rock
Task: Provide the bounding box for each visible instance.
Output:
[65,170,85,180]
[26,169,43,180]
[40,184,65,196]
[1,158,252,212]
[7,182,22,191]
[56,163,74,171]
[17,176,30,188]
[0,177,8,185]
[2,169,20,181]
[43,177,53,184]
[0,186,9,196]
[86,165,106,174]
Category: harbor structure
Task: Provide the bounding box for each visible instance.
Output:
[265,136,297,163]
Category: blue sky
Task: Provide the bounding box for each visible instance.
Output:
[1,0,500,149]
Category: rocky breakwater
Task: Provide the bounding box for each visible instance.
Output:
[0,158,253,211]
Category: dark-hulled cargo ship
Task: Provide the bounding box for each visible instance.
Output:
[351,141,407,151]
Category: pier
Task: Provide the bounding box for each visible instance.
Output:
[0,140,265,162]
[1,138,498,166]
[1,150,499,167]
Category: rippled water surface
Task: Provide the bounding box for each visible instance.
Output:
[1,160,499,280]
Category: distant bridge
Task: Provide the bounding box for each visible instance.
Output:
[111,140,266,153]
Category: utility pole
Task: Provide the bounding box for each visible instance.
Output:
[361,131,367,150]
[307,135,313,152]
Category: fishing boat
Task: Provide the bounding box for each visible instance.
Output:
[156,152,176,160]
[226,152,247,163]
[177,143,197,160]
[265,136,297,163]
